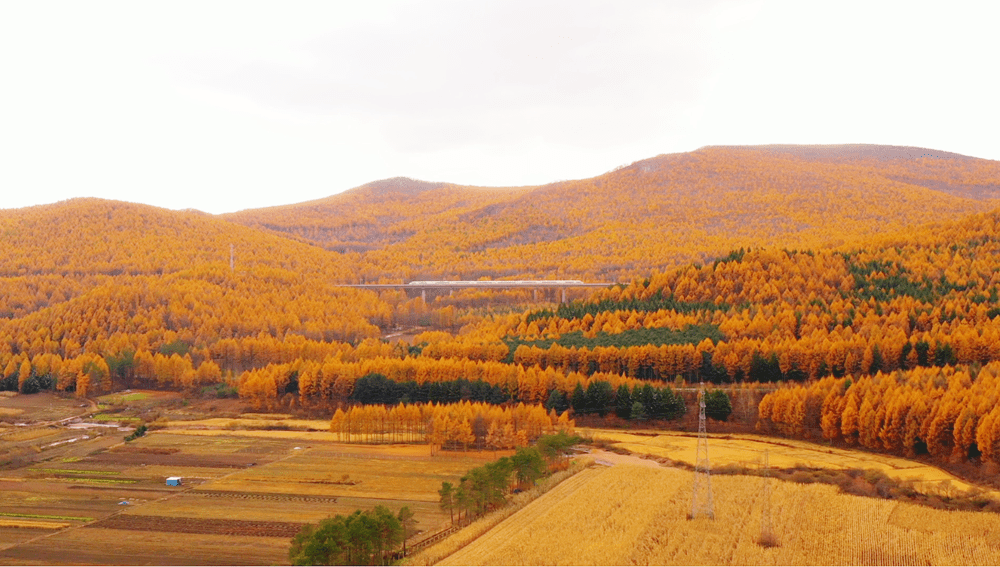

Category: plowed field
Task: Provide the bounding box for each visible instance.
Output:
[87,514,304,538]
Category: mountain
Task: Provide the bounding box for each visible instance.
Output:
[704,144,1000,201]
[0,198,353,278]
[224,145,1000,282]
[0,199,388,391]
[224,178,533,254]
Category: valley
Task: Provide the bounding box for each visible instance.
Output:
[4,144,1000,565]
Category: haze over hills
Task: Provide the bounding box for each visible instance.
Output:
[224,144,1000,282]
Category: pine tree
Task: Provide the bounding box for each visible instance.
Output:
[585,381,614,417]
[704,389,733,421]
[571,383,587,414]
[545,389,568,413]
[615,384,632,419]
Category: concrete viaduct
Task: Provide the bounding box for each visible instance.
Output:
[339,280,614,303]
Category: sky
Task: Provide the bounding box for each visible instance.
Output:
[1,0,997,214]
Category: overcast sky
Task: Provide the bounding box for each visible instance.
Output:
[2,1,997,214]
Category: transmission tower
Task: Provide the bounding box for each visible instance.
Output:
[759,449,775,545]
[690,382,714,520]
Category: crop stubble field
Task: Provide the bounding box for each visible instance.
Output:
[439,462,1000,566]
[580,428,985,495]
[0,416,500,566]
[5,396,1000,566]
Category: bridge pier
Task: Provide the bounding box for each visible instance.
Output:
[561,288,566,303]
[421,289,426,303]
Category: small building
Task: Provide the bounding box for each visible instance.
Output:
[166,476,182,486]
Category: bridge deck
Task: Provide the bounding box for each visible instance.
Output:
[339,281,613,289]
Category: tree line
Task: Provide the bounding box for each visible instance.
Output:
[439,433,581,526]
[757,361,1000,466]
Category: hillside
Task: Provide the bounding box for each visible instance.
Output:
[225,145,1000,281]
[0,199,391,394]
[0,198,359,278]
[224,178,534,254]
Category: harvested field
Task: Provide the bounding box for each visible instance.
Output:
[1,486,122,521]
[0,518,70,529]
[189,490,339,503]
[167,428,342,442]
[200,446,496,502]
[87,451,262,468]
[165,417,330,431]
[0,526,60,551]
[139,492,443,528]
[0,392,89,423]
[1,425,495,564]
[88,514,305,538]
[582,428,988,495]
[0,528,290,566]
[439,463,1000,566]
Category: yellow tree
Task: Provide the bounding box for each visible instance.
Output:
[840,390,860,445]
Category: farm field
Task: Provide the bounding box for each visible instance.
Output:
[7,393,1000,565]
[0,398,507,566]
[439,462,1000,566]
[581,427,985,495]
[162,416,331,431]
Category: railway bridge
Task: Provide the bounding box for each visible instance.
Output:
[338,280,614,303]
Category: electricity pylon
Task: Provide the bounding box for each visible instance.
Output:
[760,449,774,544]
[690,382,714,520]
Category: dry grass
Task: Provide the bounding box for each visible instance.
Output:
[0,407,24,418]
[124,431,291,456]
[434,463,1000,566]
[0,518,70,530]
[164,417,330,431]
[165,428,342,442]
[2,427,63,443]
[200,448,490,502]
[582,428,986,496]
[238,413,295,420]
[134,493,448,527]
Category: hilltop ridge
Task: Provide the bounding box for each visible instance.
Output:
[698,143,978,162]
[224,144,1000,281]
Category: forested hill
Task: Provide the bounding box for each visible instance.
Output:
[222,178,533,254]
[0,198,355,278]
[702,144,1000,201]
[224,145,1000,282]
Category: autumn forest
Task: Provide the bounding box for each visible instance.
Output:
[5,144,1000,468]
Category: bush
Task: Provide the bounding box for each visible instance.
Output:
[201,383,238,399]
[704,390,733,421]
[124,424,147,442]
[789,470,816,484]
